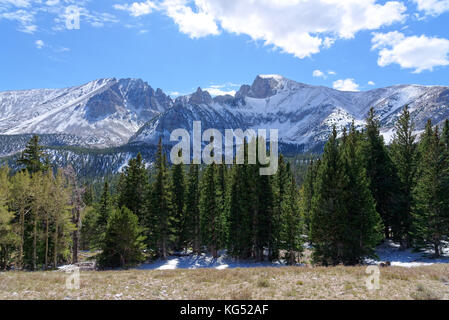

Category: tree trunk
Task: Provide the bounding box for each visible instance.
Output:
[45,216,49,270]
[18,209,25,270]
[33,214,37,271]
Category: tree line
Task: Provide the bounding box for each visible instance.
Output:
[1,106,448,269]
[303,107,449,264]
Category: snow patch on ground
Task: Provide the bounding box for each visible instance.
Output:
[368,240,449,268]
[137,253,286,270]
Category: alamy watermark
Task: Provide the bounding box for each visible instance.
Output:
[365,266,380,290]
[65,5,80,30]
[65,266,80,290]
[170,121,279,175]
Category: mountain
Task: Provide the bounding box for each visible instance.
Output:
[1,75,449,174]
[131,75,449,150]
[0,78,172,150]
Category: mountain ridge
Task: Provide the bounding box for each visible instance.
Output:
[1,75,449,174]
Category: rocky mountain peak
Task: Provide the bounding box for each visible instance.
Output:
[189,87,213,105]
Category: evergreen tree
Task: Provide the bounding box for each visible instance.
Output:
[184,164,200,253]
[96,181,113,239]
[362,107,398,238]
[98,207,146,268]
[118,153,149,221]
[252,137,275,261]
[443,119,449,149]
[310,125,382,265]
[215,160,229,251]
[413,121,449,257]
[340,124,383,264]
[146,139,174,259]
[171,151,186,251]
[228,140,253,259]
[199,162,220,258]
[300,159,319,236]
[310,126,346,265]
[390,106,418,248]
[280,175,303,265]
[17,135,49,174]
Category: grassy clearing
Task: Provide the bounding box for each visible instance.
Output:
[0,264,448,300]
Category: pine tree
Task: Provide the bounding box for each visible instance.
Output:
[362,107,398,239]
[300,159,319,236]
[413,121,449,257]
[310,125,382,265]
[146,139,174,259]
[171,151,186,251]
[390,106,418,248]
[17,135,49,174]
[118,153,149,222]
[215,160,229,251]
[96,181,113,240]
[280,175,303,265]
[184,164,200,253]
[310,126,346,265]
[443,119,449,149]
[98,207,146,268]
[199,161,220,258]
[228,140,254,259]
[340,124,383,264]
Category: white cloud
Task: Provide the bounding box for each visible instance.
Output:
[0,0,32,8]
[313,70,325,78]
[413,0,449,16]
[160,0,220,38]
[0,0,118,33]
[203,83,239,96]
[116,0,406,58]
[333,79,360,91]
[35,39,44,49]
[114,0,157,17]
[0,9,37,33]
[328,71,337,76]
[372,31,449,73]
[368,81,375,86]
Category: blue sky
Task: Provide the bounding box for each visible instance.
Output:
[1,0,449,96]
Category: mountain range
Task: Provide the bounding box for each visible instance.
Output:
[1,75,448,175]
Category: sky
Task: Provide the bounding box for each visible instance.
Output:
[1,0,449,96]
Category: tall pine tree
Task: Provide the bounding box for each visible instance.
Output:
[390,106,418,248]
[362,107,398,239]
[413,121,449,257]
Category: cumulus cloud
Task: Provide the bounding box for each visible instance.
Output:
[333,79,360,91]
[371,31,449,73]
[35,39,44,49]
[203,83,239,96]
[114,0,157,17]
[115,0,406,58]
[413,0,449,16]
[313,70,325,78]
[0,0,118,33]
[0,9,37,33]
[368,81,375,86]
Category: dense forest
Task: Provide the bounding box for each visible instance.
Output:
[0,106,448,270]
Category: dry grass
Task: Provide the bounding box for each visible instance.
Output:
[0,264,448,300]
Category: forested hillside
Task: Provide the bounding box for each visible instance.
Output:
[1,106,448,270]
